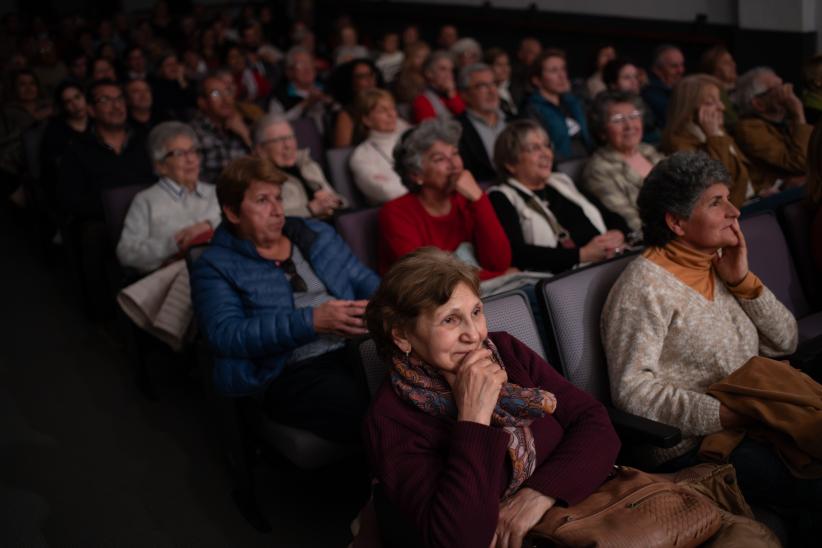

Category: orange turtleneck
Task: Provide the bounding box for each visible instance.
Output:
[643,239,763,301]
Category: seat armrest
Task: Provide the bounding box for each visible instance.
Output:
[607,407,681,449]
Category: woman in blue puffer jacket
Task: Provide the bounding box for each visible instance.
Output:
[190,156,379,442]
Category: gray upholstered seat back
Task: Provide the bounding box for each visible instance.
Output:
[539,253,636,403]
[334,207,379,270]
[326,146,365,208]
[359,289,544,398]
[292,117,325,168]
[100,183,151,244]
[554,158,587,183]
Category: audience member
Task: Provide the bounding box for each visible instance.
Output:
[333,24,369,67]
[214,68,264,125]
[90,56,117,81]
[326,58,381,148]
[254,114,345,219]
[117,121,220,273]
[66,50,89,83]
[189,156,378,442]
[802,55,822,125]
[485,47,517,117]
[456,63,507,182]
[223,44,272,105]
[151,51,196,122]
[437,24,459,50]
[364,247,620,548]
[392,41,430,104]
[601,151,813,525]
[40,80,90,195]
[734,67,812,191]
[31,38,66,99]
[125,78,162,132]
[642,44,685,129]
[272,47,332,135]
[489,119,626,274]
[412,50,466,123]
[524,49,592,161]
[375,31,404,84]
[349,88,411,205]
[190,75,251,183]
[401,24,420,49]
[378,118,512,279]
[585,44,616,98]
[510,36,542,108]
[124,45,148,81]
[583,91,664,233]
[698,45,739,129]
[661,74,754,206]
[603,57,660,144]
[451,37,482,69]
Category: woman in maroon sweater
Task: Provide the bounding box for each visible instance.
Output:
[377,118,513,280]
[364,248,620,548]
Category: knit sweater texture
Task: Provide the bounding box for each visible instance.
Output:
[601,255,798,467]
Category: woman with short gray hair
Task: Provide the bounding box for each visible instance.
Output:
[582,90,665,234]
[603,151,805,521]
[411,50,466,123]
[378,118,513,279]
[117,121,220,272]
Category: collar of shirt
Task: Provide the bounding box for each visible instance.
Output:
[91,123,133,153]
[466,108,505,129]
[158,176,206,201]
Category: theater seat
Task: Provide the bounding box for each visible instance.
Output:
[335,207,379,270]
[555,157,588,183]
[292,117,325,169]
[779,199,822,309]
[100,183,151,246]
[326,146,365,208]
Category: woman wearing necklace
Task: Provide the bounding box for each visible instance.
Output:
[189,156,379,442]
[349,88,411,205]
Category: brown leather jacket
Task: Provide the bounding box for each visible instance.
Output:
[734,115,812,189]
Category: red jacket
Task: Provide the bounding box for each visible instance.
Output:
[364,332,621,548]
[412,91,466,123]
[377,192,512,280]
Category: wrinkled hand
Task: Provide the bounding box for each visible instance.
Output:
[442,348,507,425]
[174,221,211,250]
[712,220,748,285]
[490,488,556,548]
[579,230,625,263]
[453,170,483,202]
[313,299,368,337]
[776,83,805,122]
[308,189,343,217]
[697,103,724,137]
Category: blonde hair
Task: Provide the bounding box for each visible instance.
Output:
[353,88,395,140]
[661,74,724,153]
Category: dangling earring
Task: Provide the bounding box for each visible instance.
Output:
[405,348,411,358]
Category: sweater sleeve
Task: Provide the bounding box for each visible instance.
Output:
[601,267,724,436]
[499,335,620,506]
[116,192,178,272]
[488,190,580,273]
[365,411,511,548]
[412,94,436,123]
[378,198,426,275]
[468,193,512,279]
[734,285,799,357]
[349,145,407,205]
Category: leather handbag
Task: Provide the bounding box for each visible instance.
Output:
[527,466,723,548]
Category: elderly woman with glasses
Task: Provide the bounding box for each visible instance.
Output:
[377,118,513,280]
[488,119,628,275]
[364,247,620,548]
[189,156,379,442]
[582,91,665,235]
[117,121,220,273]
[254,114,346,218]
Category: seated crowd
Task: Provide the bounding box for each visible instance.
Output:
[3,6,822,547]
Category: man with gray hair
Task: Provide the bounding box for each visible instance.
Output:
[733,67,812,191]
[456,63,508,181]
[642,44,685,129]
[270,47,331,134]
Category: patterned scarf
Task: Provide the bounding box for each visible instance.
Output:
[390,338,557,498]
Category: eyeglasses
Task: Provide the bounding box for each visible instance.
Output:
[521,142,552,153]
[260,134,297,146]
[276,258,307,292]
[206,89,228,99]
[164,147,201,160]
[469,81,496,92]
[94,94,125,105]
[607,111,642,125]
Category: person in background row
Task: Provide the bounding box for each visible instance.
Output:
[583,91,664,234]
[189,74,251,183]
[412,50,466,123]
[485,47,517,118]
[190,156,379,443]
[642,44,685,130]
[333,24,369,66]
[802,55,822,125]
[807,120,822,273]
[66,50,89,84]
[117,121,220,273]
[733,67,812,192]
[223,44,272,105]
[124,45,148,81]
[349,88,411,205]
[393,41,430,105]
[90,56,117,82]
[364,247,620,548]
[271,46,331,135]
[401,24,420,49]
[254,114,346,219]
[326,58,382,148]
[375,31,404,85]
[214,68,265,126]
[437,24,459,50]
[456,63,508,182]
[510,36,542,109]
[585,43,616,98]
[698,45,739,130]
[31,38,67,100]
[489,119,626,275]
[525,49,592,161]
[378,118,513,280]
[451,37,482,70]
[151,51,196,122]
[661,74,754,206]
[125,78,162,132]
[40,80,90,201]
[602,57,660,144]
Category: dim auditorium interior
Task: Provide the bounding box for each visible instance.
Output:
[1,0,821,546]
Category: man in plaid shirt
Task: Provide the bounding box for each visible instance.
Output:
[190,75,252,182]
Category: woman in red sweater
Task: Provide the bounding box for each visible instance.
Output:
[364,248,620,548]
[377,118,513,280]
[411,51,466,123]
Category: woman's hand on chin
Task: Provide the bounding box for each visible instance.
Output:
[713,220,749,286]
[491,487,556,548]
[454,170,484,202]
[448,347,506,425]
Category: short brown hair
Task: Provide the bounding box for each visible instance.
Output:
[216,156,287,223]
[493,118,549,179]
[365,247,480,358]
[529,48,566,82]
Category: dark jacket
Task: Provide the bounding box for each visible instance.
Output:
[641,72,671,130]
[524,91,592,161]
[190,218,379,396]
[457,111,506,182]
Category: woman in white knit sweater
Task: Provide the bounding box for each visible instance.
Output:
[349,88,410,205]
[602,151,813,523]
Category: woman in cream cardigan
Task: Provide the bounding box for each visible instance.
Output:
[488,119,627,274]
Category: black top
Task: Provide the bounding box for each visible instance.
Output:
[489,182,629,274]
[457,111,505,183]
[40,118,90,199]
